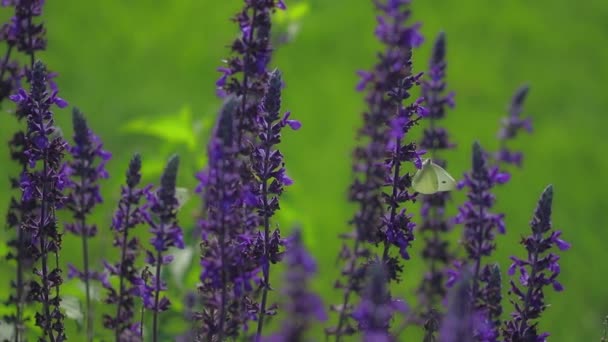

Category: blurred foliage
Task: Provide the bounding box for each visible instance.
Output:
[1,0,607,340]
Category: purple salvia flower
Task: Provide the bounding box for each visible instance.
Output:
[417,32,457,314]
[198,96,255,340]
[64,107,110,341]
[476,264,502,340]
[102,154,147,341]
[439,275,474,342]
[496,85,532,167]
[263,229,326,342]
[217,0,286,147]
[332,1,423,339]
[502,185,570,341]
[352,262,409,342]
[141,155,184,342]
[451,142,508,339]
[252,69,299,338]
[12,60,67,342]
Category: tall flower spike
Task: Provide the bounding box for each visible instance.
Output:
[496,85,532,167]
[417,32,456,315]
[451,142,509,339]
[197,96,255,340]
[2,1,49,338]
[64,107,111,341]
[141,155,184,342]
[331,1,424,339]
[11,60,68,342]
[216,0,286,148]
[502,185,570,341]
[102,154,147,341]
[251,69,300,339]
[439,275,473,342]
[352,262,409,342]
[263,229,326,342]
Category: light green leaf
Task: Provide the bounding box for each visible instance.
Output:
[122,105,197,149]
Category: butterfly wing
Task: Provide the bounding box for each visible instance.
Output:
[431,163,456,192]
[412,160,439,194]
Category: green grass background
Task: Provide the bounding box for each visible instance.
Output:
[1,0,607,340]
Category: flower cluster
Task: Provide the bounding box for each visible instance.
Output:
[102,154,148,341]
[502,185,570,340]
[248,69,300,336]
[197,96,257,340]
[496,85,532,167]
[417,32,457,312]
[332,0,424,338]
[11,60,68,342]
[140,155,184,341]
[352,263,409,341]
[64,107,111,339]
[1,1,49,337]
[450,142,509,339]
[264,229,326,342]
[216,0,286,147]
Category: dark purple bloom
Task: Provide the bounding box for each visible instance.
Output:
[352,263,409,342]
[63,107,110,340]
[502,185,569,341]
[331,1,423,339]
[439,275,474,342]
[496,85,532,167]
[250,69,299,338]
[417,32,457,313]
[263,229,326,342]
[450,142,508,340]
[102,154,149,341]
[12,60,67,342]
[140,155,184,342]
[216,0,286,147]
[453,142,508,286]
[197,96,257,340]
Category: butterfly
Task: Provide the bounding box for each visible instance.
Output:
[411,159,457,195]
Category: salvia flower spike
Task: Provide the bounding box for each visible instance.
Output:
[496,85,532,167]
[502,185,570,341]
[102,154,147,341]
[417,31,457,314]
[64,107,111,341]
[331,0,424,338]
[141,155,184,342]
[251,69,300,339]
[263,229,326,342]
[197,96,254,340]
[11,60,68,342]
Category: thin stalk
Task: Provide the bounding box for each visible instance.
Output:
[382,136,403,261]
[0,45,14,84]
[115,188,134,341]
[152,249,163,342]
[520,230,542,325]
[255,120,275,340]
[79,176,93,342]
[39,155,56,342]
[334,238,360,342]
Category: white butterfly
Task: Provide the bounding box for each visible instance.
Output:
[411,159,457,195]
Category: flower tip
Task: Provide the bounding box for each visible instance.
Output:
[55,97,68,108]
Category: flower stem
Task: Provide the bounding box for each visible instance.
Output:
[152,250,163,342]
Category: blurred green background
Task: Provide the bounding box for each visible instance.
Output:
[1,0,607,340]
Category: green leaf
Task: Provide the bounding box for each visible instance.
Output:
[121,105,198,149]
[274,2,310,24]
